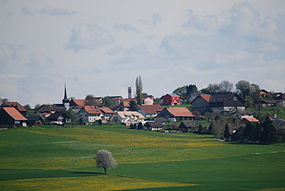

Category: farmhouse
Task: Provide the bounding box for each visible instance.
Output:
[0,107,27,128]
[77,106,102,124]
[156,107,195,122]
[110,111,145,125]
[191,92,245,113]
[46,111,71,125]
[138,104,164,118]
[162,94,181,105]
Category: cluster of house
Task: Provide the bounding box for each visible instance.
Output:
[1,86,285,130]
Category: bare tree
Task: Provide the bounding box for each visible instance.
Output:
[94,149,117,174]
[219,81,233,92]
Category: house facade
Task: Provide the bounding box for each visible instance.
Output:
[191,92,245,113]
[77,106,102,124]
[162,94,181,105]
[0,107,27,128]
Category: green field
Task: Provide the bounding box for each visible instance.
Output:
[1,125,285,191]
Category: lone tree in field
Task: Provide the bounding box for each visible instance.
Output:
[94,149,117,174]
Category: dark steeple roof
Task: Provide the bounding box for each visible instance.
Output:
[62,83,69,103]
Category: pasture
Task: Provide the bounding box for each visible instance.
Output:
[0,125,285,191]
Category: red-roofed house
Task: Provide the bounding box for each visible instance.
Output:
[162,94,181,105]
[138,104,164,118]
[156,107,195,122]
[77,106,102,124]
[1,102,28,116]
[0,107,27,128]
[98,107,115,120]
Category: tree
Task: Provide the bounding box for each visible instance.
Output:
[23,104,31,110]
[224,123,231,141]
[94,149,117,174]
[85,95,100,106]
[260,116,277,144]
[219,81,233,92]
[34,104,41,110]
[138,122,143,130]
[102,97,113,108]
[135,76,143,105]
[0,98,8,104]
[236,80,251,98]
[64,109,78,123]
[129,100,139,111]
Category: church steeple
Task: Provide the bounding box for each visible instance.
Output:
[62,83,70,109]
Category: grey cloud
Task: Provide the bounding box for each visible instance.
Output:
[139,13,162,27]
[182,10,219,33]
[67,23,113,51]
[39,7,76,16]
[114,24,140,32]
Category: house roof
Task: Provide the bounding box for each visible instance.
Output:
[180,121,198,128]
[139,104,163,114]
[2,107,27,121]
[2,102,27,112]
[117,111,145,119]
[167,107,195,117]
[99,107,114,114]
[71,99,86,107]
[200,94,212,102]
[242,116,259,123]
[193,92,245,107]
[83,106,101,114]
[37,104,65,113]
[46,111,70,121]
[145,122,163,128]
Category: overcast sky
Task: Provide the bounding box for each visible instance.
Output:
[0,0,285,107]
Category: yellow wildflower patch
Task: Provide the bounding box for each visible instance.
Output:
[2,176,196,191]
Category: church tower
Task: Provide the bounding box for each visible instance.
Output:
[62,83,70,110]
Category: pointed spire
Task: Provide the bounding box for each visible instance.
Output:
[64,82,67,99]
[62,82,69,104]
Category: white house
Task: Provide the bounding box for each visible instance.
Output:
[110,111,145,125]
[77,106,102,124]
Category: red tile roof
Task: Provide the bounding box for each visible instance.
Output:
[72,99,86,107]
[242,116,259,123]
[99,107,114,114]
[3,107,27,120]
[83,106,101,114]
[167,107,195,117]
[2,102,27,112]
[139,104,163,114]
[200,94,212,102]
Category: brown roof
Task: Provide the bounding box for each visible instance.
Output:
[139,104,163,114]
[72,99,86,107]
[242,116,259,123]
[167,107,195,117]
[2,102,27,112]
[200,94,211,102]
[3,107,27,120]
[83,106,101,114]
[99,107,114,114]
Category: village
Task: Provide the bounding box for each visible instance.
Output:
[1,79,285,144]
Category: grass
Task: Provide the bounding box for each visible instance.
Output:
[246,107,285,118]
[0,125,285,191]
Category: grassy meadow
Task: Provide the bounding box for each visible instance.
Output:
[0,124,285,191]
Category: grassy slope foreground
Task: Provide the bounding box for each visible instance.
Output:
[0,125,285,191]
